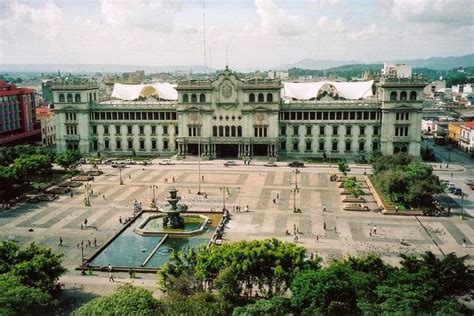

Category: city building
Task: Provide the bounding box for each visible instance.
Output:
[0,80,40,145]
[52,67,425,158]
[36,107,56,147]
[458,121,474,154]
[382,63,412,79]
[447,122,461,146]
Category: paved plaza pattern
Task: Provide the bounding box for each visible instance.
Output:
[0,160,473,281]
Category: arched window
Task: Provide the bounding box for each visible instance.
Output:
[213,126,217,137]
[231,126,236,137]
[225,126,230,137]
[75,93,81,103]
[183,94,189,103]
[59,93,65,102]
[199,93,206,103]
[66,93,73,102]
[191,94,197,103]
[400,91,407,101]
[401,146,408,153]
[219,126,224,137]
[249,93,255,102]
[237,126,242,137]
[409,91,417,101]
[390,91,397,101]
[267,93,273,102]
[258,93,264,102]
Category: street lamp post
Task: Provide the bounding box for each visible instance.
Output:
[150,185,158,208]
[461,194,465,220]
[119,166,124,185]
[80,240,86,275]
[291,188,300,213]
[220,186,227,211]
[293,168,300,190]
[84,183,91,207]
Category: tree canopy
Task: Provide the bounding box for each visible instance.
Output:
[55,150,82,170]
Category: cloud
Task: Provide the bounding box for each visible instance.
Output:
[254,0,306,36]
[347,24,386,40]
[317,16,345,32]
[382,0,474,27]
[99,0,182,31]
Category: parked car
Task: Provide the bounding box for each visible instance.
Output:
[103,158,116,165]
[288,161,304,168]
[111,163,126,168]
[45,187,70,194]
[159,159,172,165]
[224,161,237,167]
[140,160,151,165]
[264,161,278,167]
[465,179,474,185]
[454,188,463,196]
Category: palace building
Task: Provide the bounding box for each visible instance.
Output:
[52,67,426,159]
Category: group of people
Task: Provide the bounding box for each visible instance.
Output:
[214,209,231,241]
[232,205,249,212]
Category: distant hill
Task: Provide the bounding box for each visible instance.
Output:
[0,63,215,74]
[277,54,474,71]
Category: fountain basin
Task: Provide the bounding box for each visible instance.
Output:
[134,214,210,237]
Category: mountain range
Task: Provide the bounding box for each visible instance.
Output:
[275,54,474,71]
[0,54,472,74]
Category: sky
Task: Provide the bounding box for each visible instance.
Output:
[0,0,473,69]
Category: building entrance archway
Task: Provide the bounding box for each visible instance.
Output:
[216,144,238,158]
[253,144,268,156]
[187,144,199,155]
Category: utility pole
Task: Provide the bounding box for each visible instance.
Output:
[80,240,86,275]
[119,166,124,185]
[150,185,158,208]
[220,186,227,211]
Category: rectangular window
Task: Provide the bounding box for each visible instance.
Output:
[363,112,369,120]
[310,112,315,120]
[360,126,365,136]
[118,112,123,120]
[319,126,325,135]
[106,112,111,120]
[116,140,121,149]
[139,126,144,135]
[303,112,309,120]
[346,141,351,152]
[319,141,324,151]
[316,112,322,120]
[93,140,98,150]
[124,112,129,120]
[330,112,335,120]
[370,112,376,120]
[140,140,145,149]
[254,127,258,137]
[104,126,109,135]
[306,141,311,151]
[100,112,105,120]
[346,126,352,136]
[92,126,97,134]
[163,140,168,150]
[130,112,135,120]
[112,112,117,120]
[297,112,302,120]
[160,113,165,120]
[284,112,290,120]
[332,141,338,151]
[280,141,286,151]
[359,142,365,151]
[323,112,328,120]
[293,142,298,151]
[293,126,299,135]
[306,126,312,135]
[372,141,378,151]
[105,140,109,149]
[151,126,156,134]
[336,112,342,120]
[333,126,338,135]
[151,140,156,149]
[128,140,133,149]
[128,125,133,134]
[350,112,355,120]
[373,126,379,136]
[175,126,179,135]
[163,126,168,135]
[357,112,362,120]
[281,126,286,135]
[263,127,267,137]
[115,125,120,134]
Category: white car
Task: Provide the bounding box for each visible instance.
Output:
[159,159,172,165]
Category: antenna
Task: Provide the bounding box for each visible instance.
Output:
[202,0,206,74]
[226,43,228,68]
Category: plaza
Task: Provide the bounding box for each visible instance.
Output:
[0,159,472,300]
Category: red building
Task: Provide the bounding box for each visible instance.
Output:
[0,80,41,145]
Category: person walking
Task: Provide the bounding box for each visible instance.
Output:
[84,218,88,226]
[59,237,63,247]
[93,238,97,247]
[323,221,326,230]
[119,216,122,224]
[109,272,115,282]
[462,237,467,248]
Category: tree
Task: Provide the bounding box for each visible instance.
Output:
[232,296,290,316]
[74,284,163,316]
[0,274,55,315]
[338,160,350,176]
[342,177,364,198]
[55,150,82,170]
[291,265,358,315]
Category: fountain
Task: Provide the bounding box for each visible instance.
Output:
[159,188,188,228]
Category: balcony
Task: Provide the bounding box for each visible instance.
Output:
[64,134,80,140]
[392,136,411,142]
